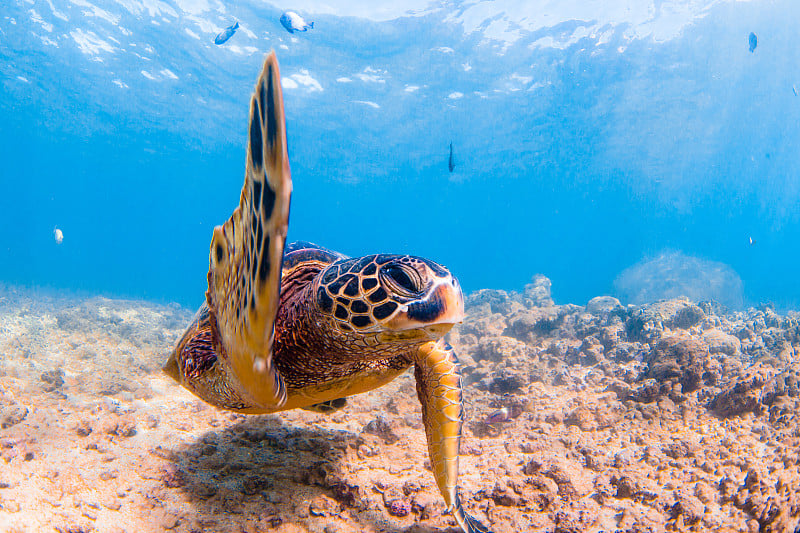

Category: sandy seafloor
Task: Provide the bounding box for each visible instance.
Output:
[1,277,800,533]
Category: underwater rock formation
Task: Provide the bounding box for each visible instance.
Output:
[614,250,744,309]
[2,282,800,532]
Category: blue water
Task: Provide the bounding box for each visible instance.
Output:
[2,0,800,309]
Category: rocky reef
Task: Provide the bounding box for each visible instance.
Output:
[447,279,800,532]
[1,280,799,532]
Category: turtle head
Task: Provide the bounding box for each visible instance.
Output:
[314,254,464,343]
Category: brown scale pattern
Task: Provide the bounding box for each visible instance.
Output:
[273,273,414,391]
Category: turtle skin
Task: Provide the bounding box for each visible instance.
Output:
[163,52,491,533]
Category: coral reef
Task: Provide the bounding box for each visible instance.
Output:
[1,281,800,532]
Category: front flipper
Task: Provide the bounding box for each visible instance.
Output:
[414,340,492,533]
[206,51,291,409]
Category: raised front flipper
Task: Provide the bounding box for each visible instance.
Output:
[414,340,492,533]
[206,51,291,409]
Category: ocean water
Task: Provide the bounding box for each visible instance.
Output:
[4,2,800,533]
[3,0,800,309]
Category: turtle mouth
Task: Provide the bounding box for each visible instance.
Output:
[376,322,456,343]
[422,322,458,336]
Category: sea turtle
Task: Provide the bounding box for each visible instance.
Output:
[163,52,491,533]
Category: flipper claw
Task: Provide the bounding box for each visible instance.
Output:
[452,493,493,533]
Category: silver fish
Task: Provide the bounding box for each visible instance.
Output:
[484,407,510,424]
[748,32,757,53]
[214,21,239,45]
[280,11,313,33]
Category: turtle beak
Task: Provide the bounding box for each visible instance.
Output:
[420,279,464,339]
[385,276,465,336]
[419,277,464,325]
[438,277,465,324]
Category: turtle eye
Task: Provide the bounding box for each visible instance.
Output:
[381,264,422,296]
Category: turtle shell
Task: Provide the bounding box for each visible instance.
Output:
[282,240,347,272]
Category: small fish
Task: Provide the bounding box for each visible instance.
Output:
[793,84,798,97]
[214,21,239,45]
[748,32,757,53]
[280,11,313,33]
[484,407,510,424]
[53,226,63,245]
[448,142,455,173]
[749,236,756,246]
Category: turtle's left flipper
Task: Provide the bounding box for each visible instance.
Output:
[414,340,492,533]
[206,51,291,409]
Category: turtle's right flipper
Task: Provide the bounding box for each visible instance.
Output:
[414,340,493,533]
[206,51,291,409]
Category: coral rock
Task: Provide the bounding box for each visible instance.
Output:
[702,329,742,356]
